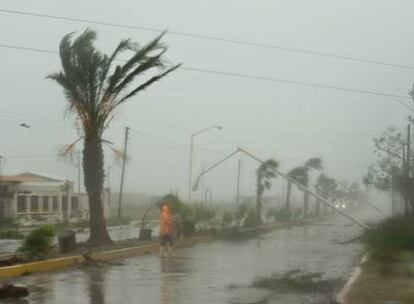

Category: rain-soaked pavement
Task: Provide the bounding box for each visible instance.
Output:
[3,206,385,304]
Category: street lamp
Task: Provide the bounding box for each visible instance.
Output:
[188,125,222,204]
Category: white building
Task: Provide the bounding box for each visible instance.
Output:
[0,172,110,226]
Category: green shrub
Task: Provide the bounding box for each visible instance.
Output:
[107,216,131,227]
[194,205,216,222]
[166,194,194,220]
[266,208,276,220]
[0,229,24,239]
[362,216,414,263]
[162,194,196,236]
[243,209,261,228]
[0,218,18,229]
[274,208,292,221]
[222,211,234,226]
[293,207,303,219]
[182,219,195,236]
[19,225,56,258]
[219,226,248,240]
[236,203,248,222]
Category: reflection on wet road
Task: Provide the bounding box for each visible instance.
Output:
[5,206,384,304]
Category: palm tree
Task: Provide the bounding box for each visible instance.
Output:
[315,174,337,215]
[256,159,279,223]
[48,29,180,244]
[285,158,322,217]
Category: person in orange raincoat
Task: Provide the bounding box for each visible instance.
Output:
[159,203,174,257]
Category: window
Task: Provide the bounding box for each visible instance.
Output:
[17,196,26,212]
[42,196,49,212]
[71,196,79,212]
[30,196,39,212]
[52,196,58,212]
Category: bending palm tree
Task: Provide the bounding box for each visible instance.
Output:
[315,174,337,215]
[256,159,278,223]
[48,29,180,244]
[285,158,322,217]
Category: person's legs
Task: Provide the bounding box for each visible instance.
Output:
[167,236,174,256]
[160,235,168,257]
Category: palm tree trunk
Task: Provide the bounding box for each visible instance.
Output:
[316,198,320,216]
[303,192,309,218]
[83,136,112,245]
[323,197,328,215]
[285,182,292,211]
[256,185,263,224]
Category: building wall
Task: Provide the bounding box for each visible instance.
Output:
[0,180,111,226]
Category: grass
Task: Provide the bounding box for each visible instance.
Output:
[362,215,414,264]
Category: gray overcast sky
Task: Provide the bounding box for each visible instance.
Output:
[0,0,412,200]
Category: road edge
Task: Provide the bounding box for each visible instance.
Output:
[336,253,369,304]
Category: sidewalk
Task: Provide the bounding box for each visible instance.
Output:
[344,259,414,304]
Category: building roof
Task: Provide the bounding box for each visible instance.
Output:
[0,175,34,183]
[0,172,69,183]
[16,172,66,182]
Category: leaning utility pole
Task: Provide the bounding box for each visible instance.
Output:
[118,127,130,219]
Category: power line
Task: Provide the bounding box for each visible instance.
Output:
[4,154,56,159]
[0,42,412,110]
[182,66,411,101]
[1,8,414,71]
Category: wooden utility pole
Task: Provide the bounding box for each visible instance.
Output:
[118,127,130,219]
[77,151,81,193]
[406,124,411,214]
[236,158,242,209]
[0,156,2,210]
[407,124,411,177]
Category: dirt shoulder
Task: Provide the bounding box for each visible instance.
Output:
[345,260,414,304]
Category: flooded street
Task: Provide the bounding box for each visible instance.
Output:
[4,206,384,304]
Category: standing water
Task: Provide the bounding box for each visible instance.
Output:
[3,206,384,304]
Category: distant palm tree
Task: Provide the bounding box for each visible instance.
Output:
[315,174,337,215]
[48,29,180,244]
[256,159,279,223]
[285,158,322,217]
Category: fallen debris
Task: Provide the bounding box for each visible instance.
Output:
[251,269,343,294]
[0,284,29,299]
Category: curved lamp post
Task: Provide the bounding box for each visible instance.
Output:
[188,125,222,204]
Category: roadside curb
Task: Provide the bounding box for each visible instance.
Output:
[336,253,369,304]
[0,235,211,280]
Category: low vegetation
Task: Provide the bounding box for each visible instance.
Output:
[222,211,234,226]
[266,208,292,222]
[19,225,56,259]
[362,216,414,263]
[0,219,24,239]
[163,194,197,236]
[0,230,24,239]
[194,205,216,222]
[243,208,261,228]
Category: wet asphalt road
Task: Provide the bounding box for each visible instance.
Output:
[3,205,385,304]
